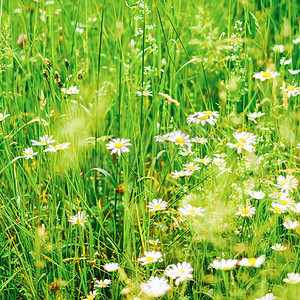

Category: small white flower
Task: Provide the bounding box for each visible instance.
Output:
[171,169,193,178]
[248,112,265,123]
[155,133,170,143]
[68,211,87,227]
[140,277,171,297]
[62,86,79,95]
[83,290,98,300]
[293,37,300,44]
[0,111,10,122]
[280,84,300,97]
[23,147,38,159]
[94,278,111,288]
[236,205,256,217]
[271,243,287,251]
[137,251,162,265]
[273,45,284,53]
[270,202,287,214]
[238,255,265,267]
[179,146,194,156]
[178,204,205,217]
[194,156,211,165]
[147,199,168,212]
[212,157,226,167]
[183,162,200,172]
[290,202,300,214]
[254,293,276,300]
[283,273,300,284]
[106,138,131,156]
[191,136,207,144]
[210,259,238,270]
[277,175,298,193]
[168,130,191,147]
[213,153,227,158]
[280,57,292,65]
[147,239,160,245]
[103,263,120,272]
[44,142,71,152]
[253,69,280,81]
[164,262,193,285]
[283,220,299,230]
[187,111,219,126]
[248,190,265,200]
[31,134,55,146]
[288,69,300,75]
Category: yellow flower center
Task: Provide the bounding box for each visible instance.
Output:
[279,200,287,205]
[248,258,257,266]
[188,166,195,170]
[175,137,185,144]
[199,159,205,162]
[27,153,33,156]
[54,145,63,149]
[205,111,212,115]
[179,270,185,273]
[222,267,230,270]
[188,209,195,214]
[150,240,156,244]
[274,207,281,212]
[290,279,297,283]
[196,139,203,143]
[241,208,249,215]
[146,257,154,262]
[142,91,148,95]
[41,141,47,145]
[153,205,162,210]
[76,218,83,224]
[287,86,295,91]
[199,115,209,120]
[114,142,123,148]
[99,282,107,287]
[88,295,95,300]
[0,117,3,120]
[276,247,281,251]
[235,142,244,147]
[239,138,246,143]
[262,72,271,78]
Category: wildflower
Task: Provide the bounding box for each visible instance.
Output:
[238,255,265,267]
[0,112,10,122]
[106,138,131,156]
[253,69,280,81]
[210,259,238,270]
[194,156,211,165]
[291,203,300,214]
[94,279,111,288]
[103,263,120,272]
[280,57,292,65]
[183,162,200,172]
[236,205,256,217]
[212,157,226,167]
[83,290,98,300]
[164,262,193,285]
[282,220,299,230]
[31,135,55,146]
[147,199,168,212]
[179,146,194,156]
[269,191,289,200]
[293,37,300,44]
[270,202,287,214]
[278,196,295,208]
[62,86,79,95]
[136,90,153,97]
[155,134,170,143]
[277,175,298,193]
[254,293,276,300]
[68,211,87,227]
[283,273,300,284]
[44,143,71,152]
[227,132,256,154]
[171,169,192,178]
[248,112,265,123]
[288,69,300,75]
[17,34,27,47]
[178,204,205,217]
[213,153,227,158]
[191,136,207,144]
[23,147,38,159]
[140,277,171,297]
[187,111,219,126]
[137,251,162,265]
[271,243,287,251]
[280,84,300,98]
[147,239,160,245]
[273,45,284,53]
[248,190,265,200]
[168,130,191,147]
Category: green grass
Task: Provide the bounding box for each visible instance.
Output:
[0,0,299,299]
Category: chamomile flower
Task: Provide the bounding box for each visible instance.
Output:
[273,45,284,53]
[283,273,300,284]
[179,147,194,156]
[282,220,299,230]
[248,112,265,123]
[290,203,300,213]
[0,112,10,122]
[136,90,153,97]
[137,251,162,265]
[94,279,111,288]
[278,196,295,208]
[44,143,71,152]
[103,263,120,272]
[168,130,191,147]
[178,204,205,217]
[191,136,207,144]
[194,156,211,165]
[280,84,300,97]
[83,290,98,300]
[270,202,287,214]
[253,69,280,81]
[164,262,193,285]
[238,255,265,267]
[277,175,298,193]
[155,134,170,143]
[68,211,87,227]
[280,57,292,65]
[31,135,55,146]
[147,239,160,245]
[183,162,200,172]
[147,199,168,212]
[62,86,79,95]
[212,157,226,167]
[235,205,256,217]
[210,259,238,270]
[254,293,276,300]
[213,153,227,158]
[23,147,38,159]
[171,169,193,178]
[271,243,287,251]
[293,37,300,44]
[288,69,300,75]
[248,190,265,200]
[140,277,171,297]
[106,138,131,156]
[187,111,219,126]
[233,132,257,144]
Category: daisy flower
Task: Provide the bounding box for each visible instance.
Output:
[136,90,153,97]
[31,134,55,146]
[103,263,120,272]
[247,190,265,200]
[213,153,227,158]
[94,279,111,288]
[210,259,238,270]
[68,211,87,227]
[278,196,295,208]
[233,132,257,144]
[183,162,200,172]
[178,204,205,217]
[187,111,219,126]
[168,130,191,147]
[270,202,287,214]
[191,136,207,144]
[238,255,265,267]
[171,169,193,178]
[212,157,226,167]
[283,273,300,284]
[44,143,71,152]
[291,203,300,214]
[0,111,10,122]
[236,205,256,217]
[253,69,280,81]
[106,138,131,156]
[271,243,287,251]
[293,37,300,44]
[155,134,170,143]
[147,199,168,212]
[280,84,300,97]
[254,293,276,300]
[23,147,38,159]
[288,69,300,75]
[83,290,98,300]
[248,112,265,123]
[179,146,194,156]
[282,220,299,230]
[147,239,160,245]
[194,156,211,165]
[164,262,193,285]
[277,175,298,193]
[140,277,171,297]
[137,251,162,265]
[273,45,284,53]
[62,86,79,95]
[280,57,292,65]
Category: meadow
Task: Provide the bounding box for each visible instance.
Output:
[0,0,300,299]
